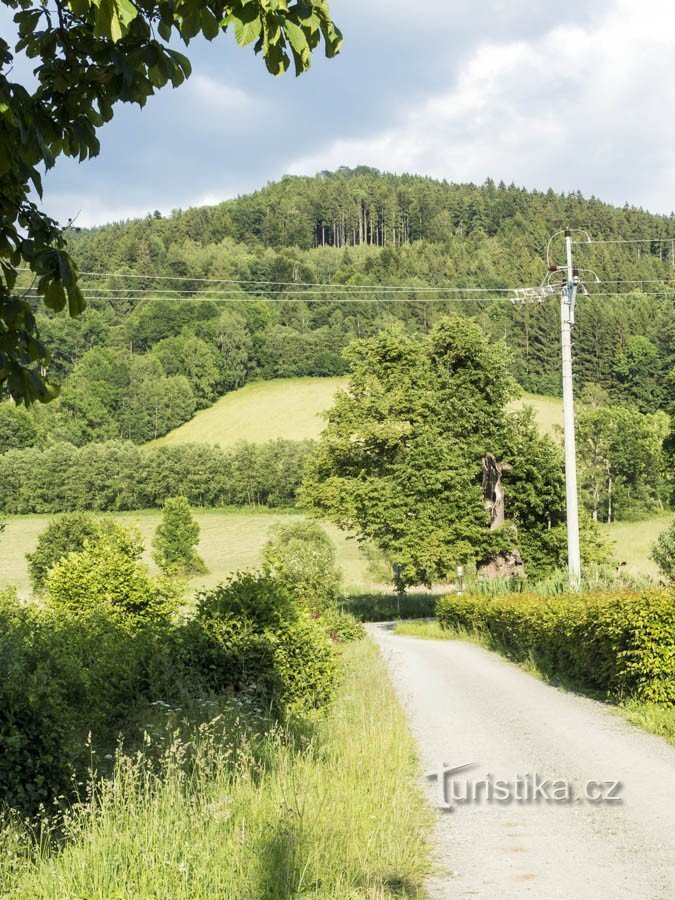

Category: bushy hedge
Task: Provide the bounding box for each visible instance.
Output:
[0,567,360,814]
[0,593,165,813]
[179,573,340,717]
[0,439,312,514]
[436,589,675,703]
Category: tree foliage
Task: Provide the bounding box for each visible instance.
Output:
[46,523,178,625]
[263,519,341,610]
[302,316,574,585]
[0,0,342,403]
[26,510,103,591]
[152,495,207,575]
[651,518,675,581]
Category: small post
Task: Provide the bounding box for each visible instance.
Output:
[393,563,403,617]
[456,564,465,595]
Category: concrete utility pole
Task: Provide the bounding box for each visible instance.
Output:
[561,228,582,587]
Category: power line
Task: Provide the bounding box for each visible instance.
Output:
[16,266,522,293]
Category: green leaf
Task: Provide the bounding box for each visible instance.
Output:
[66,282,87,317]
[232,11,263,47]
[200,9,221,41]
[44,280,67,312]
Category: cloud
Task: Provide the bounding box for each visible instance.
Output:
[35,0,674,225]
[288,0,675,214]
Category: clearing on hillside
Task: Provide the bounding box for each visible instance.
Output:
[152,377,347,447]
[153,376,562,448]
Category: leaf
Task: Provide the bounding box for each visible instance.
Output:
[232,10,263,46]
[200,9,221,41]
[66,282,87,317]
[44,280,67,312]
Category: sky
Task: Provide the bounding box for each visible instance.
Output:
[8,0,675,226]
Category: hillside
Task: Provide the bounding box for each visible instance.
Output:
[8,168,671,454]
[153,376,347,446]
[153,377,563,447]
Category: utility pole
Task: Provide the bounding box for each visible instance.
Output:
[556,228,582,587]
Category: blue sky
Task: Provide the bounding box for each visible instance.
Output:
[9,0,675,226]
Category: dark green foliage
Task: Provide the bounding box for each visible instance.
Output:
[180,573,338,717]
[153,496,207,576]
[0,439,313,513]
[26,511,103,592]
[263,520,342,611]
[436,589,675,703]
[651,519,675,581]
[341,592,438,622]
[0,404,38,453]
[0,592,164,813]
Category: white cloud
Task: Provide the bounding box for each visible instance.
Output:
[288,0,675,213]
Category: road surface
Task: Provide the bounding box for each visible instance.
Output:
[368,624,675,899]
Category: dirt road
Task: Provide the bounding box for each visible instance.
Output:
[368,624,675,899]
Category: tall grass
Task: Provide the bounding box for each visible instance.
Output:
[0,640,432,899]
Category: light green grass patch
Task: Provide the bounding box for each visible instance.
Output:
[1,639,433,899]
[509,392,563,438]
[599,514,673,579]
[152,376,347,447]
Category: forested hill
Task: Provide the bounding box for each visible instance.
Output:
[4,169,674,453]
[72,166,675,257]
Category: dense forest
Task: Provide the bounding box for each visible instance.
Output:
[3,168,675,519]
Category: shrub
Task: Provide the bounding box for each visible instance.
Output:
[182,572,339,716]
[152,496,207,576]
[26,511,103,592]
[263,520,342,611]
[436,588,675,703]
[651,518,675,581]
[0,592,160,813]
[46,525,179,627]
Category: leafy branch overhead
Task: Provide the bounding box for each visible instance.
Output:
[0,0,342,404]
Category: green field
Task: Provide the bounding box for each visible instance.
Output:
[0,508,378,599]
[511,391,563,437]
[599,514,673,579]
[153,376,347,447]
[154,376,563,447]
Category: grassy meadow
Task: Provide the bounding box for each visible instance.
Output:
[2,507,668,600]
[152,376,347,447]
[0,508,378,599]
[152,375,563,448]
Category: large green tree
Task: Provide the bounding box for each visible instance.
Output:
[302,317,573,585]
[0,0,342,403]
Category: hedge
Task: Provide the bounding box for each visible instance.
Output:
[436,589,675,703]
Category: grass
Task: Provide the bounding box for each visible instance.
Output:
[598,513,673,579]
[0,639,433,899]
[394,620,675,745]
[0,508,380,599]
[153,378,562,447]
[509,391,563,437]
[152,376,347,447]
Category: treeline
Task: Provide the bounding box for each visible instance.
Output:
[0,440,312,513]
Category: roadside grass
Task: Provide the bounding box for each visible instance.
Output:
[0,639,432,899]
[151,376,347,448]
[394,620,675,745]
[0,508,378,598]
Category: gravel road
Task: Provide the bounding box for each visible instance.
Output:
[368,623,675,899]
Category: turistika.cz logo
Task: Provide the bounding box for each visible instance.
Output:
[426,763,623,811]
